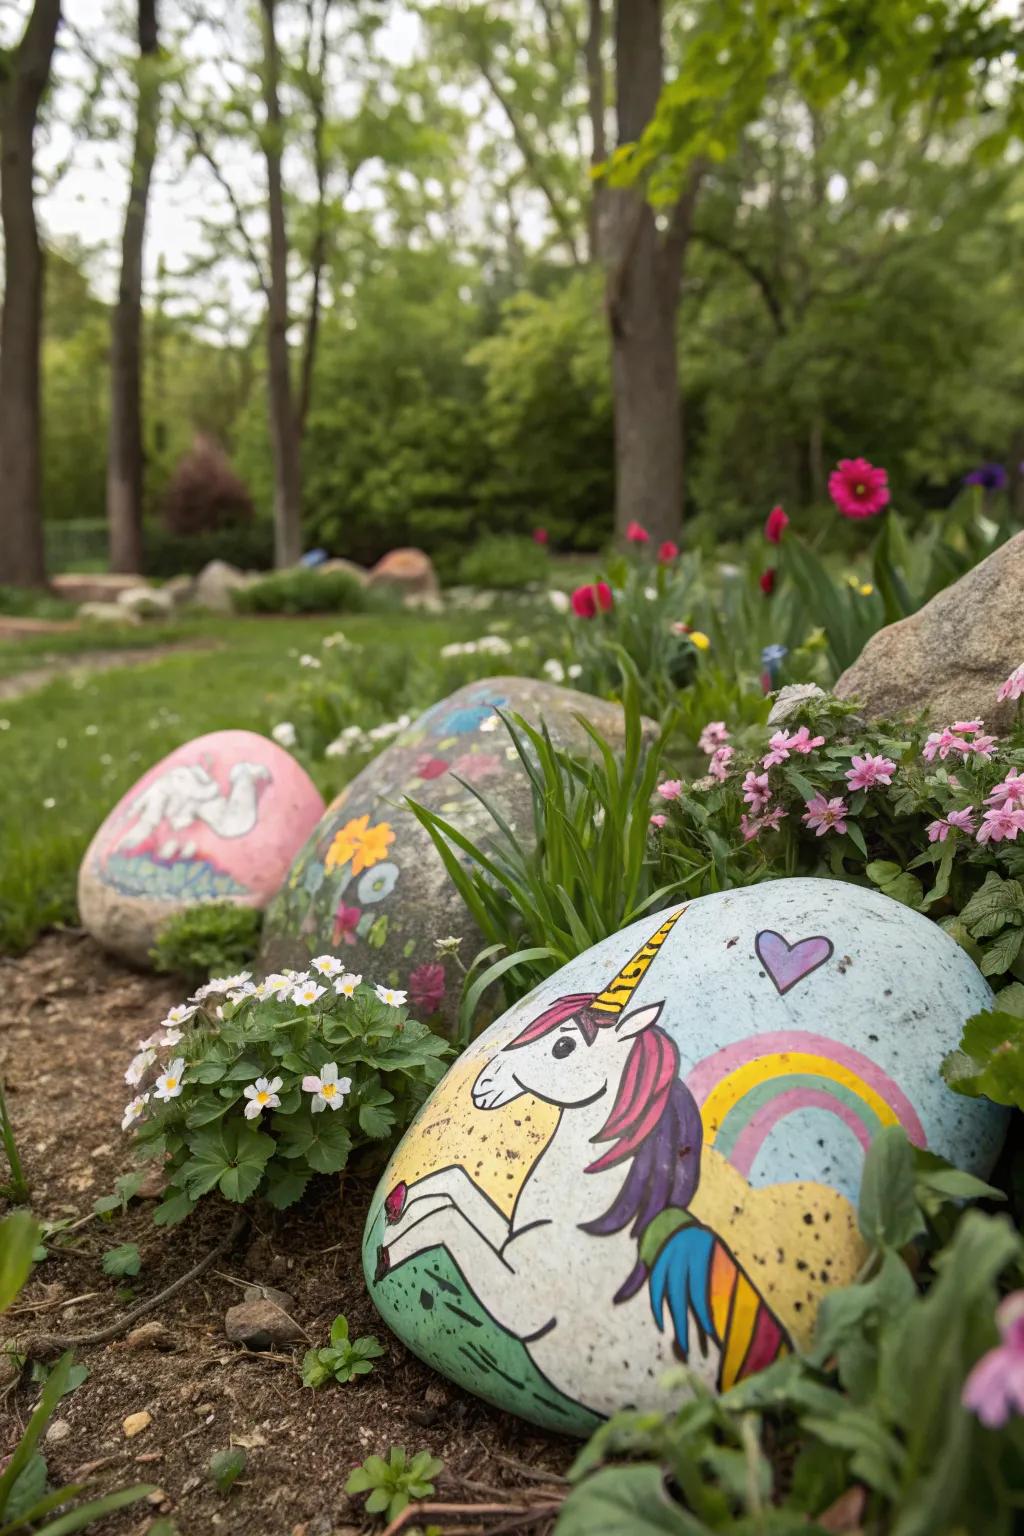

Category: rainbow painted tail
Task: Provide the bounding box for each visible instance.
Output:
[649,1223,789,1392]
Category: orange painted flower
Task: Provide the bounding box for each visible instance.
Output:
[325,815,395,875]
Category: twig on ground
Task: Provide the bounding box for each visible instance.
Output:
[16,1212,248,1358]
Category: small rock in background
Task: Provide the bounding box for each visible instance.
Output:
[125,1320,175,1351]
[193,558,250,613]
[123,1411,152,1438]
[224,1297,304,1352]
[45,1419,72,1443]
[367,546,439,601]
[117,585,174,619]
[78,601,143,626]
[243,1283,296,1312]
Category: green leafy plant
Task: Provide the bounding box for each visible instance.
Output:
[301,1314,386,1386]
[942,1002,1024,1110]
[457,532,550,590]
[556,1131,1022,1536]
[345,1446,444,1524]
[101,1242,141,1279]
[560,548,705,716]
[124,969,450,1224]
[0,1076,29,1203]
[0,1211,153,1534]
[208,1448,247,1496]
[150,904,263,988]
[232,567,380,615]
[657,689,1024,973]
[410,657,683,1039]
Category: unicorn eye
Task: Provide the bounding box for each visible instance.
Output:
[552,1036,576,1059]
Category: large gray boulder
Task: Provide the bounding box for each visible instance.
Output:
[835,531,1024,731]
[260,677,648,1031]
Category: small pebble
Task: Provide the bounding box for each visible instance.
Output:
[45,1419,71,1443]
[123,1411,152,1438]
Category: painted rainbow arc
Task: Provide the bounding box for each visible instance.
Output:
[685,1031,927,1177]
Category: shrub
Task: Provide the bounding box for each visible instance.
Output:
[232,568,379,616]
[457,533,550,590]
[161,434,254,536]
[143,521,274,579]
[150,903,263,988]
[122,965,449,1223]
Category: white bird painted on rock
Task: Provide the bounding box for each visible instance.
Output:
[115,761,272,857]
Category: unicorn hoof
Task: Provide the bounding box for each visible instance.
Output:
[374,1245,391,1283]
[384,1182,408,1224]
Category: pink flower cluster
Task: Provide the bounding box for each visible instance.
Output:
[997,664,1024,704]
[923,721,997,762]
[762,725,824,769]
[698,720,730,755]
[709,745,734,782]
[962,1292,1024,1428]
[741,805,787,841]
[803,795,848,836]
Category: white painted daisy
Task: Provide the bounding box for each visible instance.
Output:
[164,1004,197,1027]
[153,1058,186,1102]
[311,955,343,978]
[375,985,407,1008]
[479,715,499,733]
[121,1093,149,1132]
[292,980,326,1007]
[243,1076,283,1120]
[125,1048,156,1087]
[202,972,252,996]
[302,1063,352,1113]
[334,972,362,999]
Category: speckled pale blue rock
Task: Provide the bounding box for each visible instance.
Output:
[362,879,1008,1434]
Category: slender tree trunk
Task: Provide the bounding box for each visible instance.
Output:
[0,0,61,587]
[107,0,161,574]
[606,0,696,545]
[260,0,303,568]
[585,0,606,262]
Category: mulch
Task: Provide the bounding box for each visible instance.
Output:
[0,932,575,1535]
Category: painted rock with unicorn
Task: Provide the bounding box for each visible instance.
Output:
[362,878,1008,1434]
[78,729,324,966]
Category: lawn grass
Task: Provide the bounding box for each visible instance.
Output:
[0,609,502,954]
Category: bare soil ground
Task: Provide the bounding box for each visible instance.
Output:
[1,933,573,1536]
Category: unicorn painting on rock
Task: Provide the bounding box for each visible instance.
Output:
[375,909,790,1418]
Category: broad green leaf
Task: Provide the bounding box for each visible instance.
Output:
[858,1126,925,1250]
[102,1243,141,1279]
[0,1211,38,1313]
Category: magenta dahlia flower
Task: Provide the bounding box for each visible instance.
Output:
[828,457,890,519]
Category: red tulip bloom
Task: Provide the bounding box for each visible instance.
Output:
[828,458,890,519]
[658,540,679,563]
[571,581,614,618]
[625,521,650,544]
[532,528,549,545]
[760,568,776,595]
[764,505,789,544]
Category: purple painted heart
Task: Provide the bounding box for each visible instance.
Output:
[755,929,834,995]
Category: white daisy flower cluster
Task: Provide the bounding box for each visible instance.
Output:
[324,714,411,759]
[541,658,583,684]
[440,635,513,659]
[120,959,408,1133]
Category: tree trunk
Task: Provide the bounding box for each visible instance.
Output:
[260,0,303,568]
[585,0,606,262]
[0,0,61,587]
[606,0,696,545]
[107,0,161,574]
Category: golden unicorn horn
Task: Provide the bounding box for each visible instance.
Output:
[590,907,687,1017]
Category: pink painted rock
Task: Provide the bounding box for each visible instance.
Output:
[78,730,324,967]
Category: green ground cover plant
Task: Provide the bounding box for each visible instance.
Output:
[121,966,449,1224]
